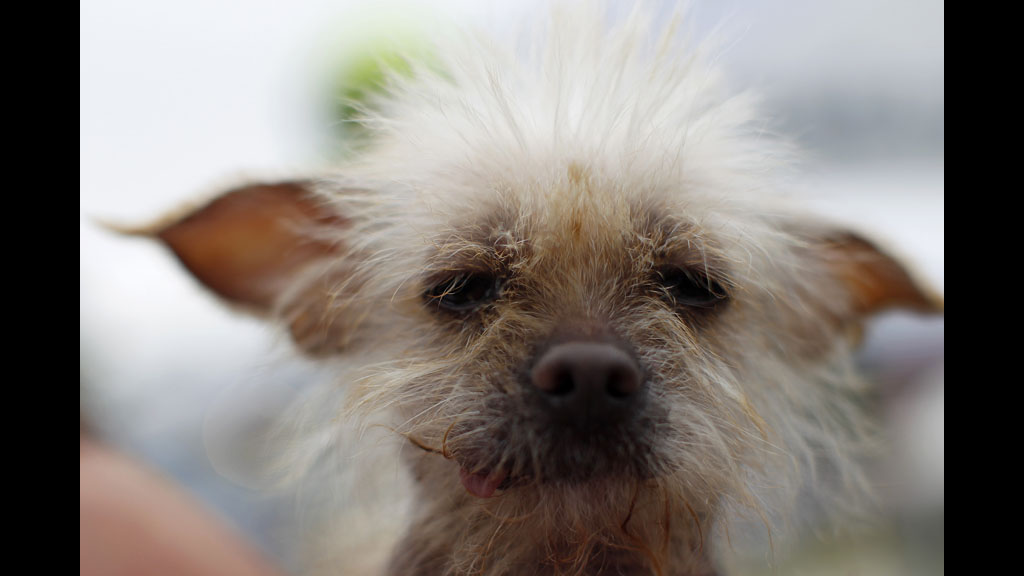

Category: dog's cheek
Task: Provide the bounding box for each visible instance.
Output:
[280,264,366,355]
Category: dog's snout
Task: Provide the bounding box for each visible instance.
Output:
[531,342,643,428]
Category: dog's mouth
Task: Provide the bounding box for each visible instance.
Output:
[405,434,519,498]
[406,412,666,499]
[458,467,509,498]
[409,437,662,499]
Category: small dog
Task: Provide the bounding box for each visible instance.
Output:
[139,4,940,575]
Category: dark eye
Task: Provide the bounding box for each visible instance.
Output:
[425,273,503,312]
[655,267,727,309]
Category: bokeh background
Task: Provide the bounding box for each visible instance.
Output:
[80,1,943,574]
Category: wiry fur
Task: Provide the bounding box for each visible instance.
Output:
[155,4,934,575]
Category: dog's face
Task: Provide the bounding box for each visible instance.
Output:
[150,165,937,571]
[141,6,941,573]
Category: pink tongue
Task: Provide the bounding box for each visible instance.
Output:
[459,467,508,498]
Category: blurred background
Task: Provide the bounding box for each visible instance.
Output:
[80,0,943,574]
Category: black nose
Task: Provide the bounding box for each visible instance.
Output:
[530,342,643,429]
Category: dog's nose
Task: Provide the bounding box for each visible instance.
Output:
[531,342,643,428]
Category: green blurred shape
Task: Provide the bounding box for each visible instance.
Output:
[329,36,439,155]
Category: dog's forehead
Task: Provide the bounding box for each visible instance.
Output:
[422,162,725,270]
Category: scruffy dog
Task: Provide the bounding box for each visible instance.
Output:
[140,4,939,575]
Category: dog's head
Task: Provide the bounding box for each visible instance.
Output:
[142,6,941,573]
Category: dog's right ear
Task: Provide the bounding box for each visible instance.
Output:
[120,181,352,353]
[146,181,342,311]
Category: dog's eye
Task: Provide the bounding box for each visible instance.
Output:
[426,273,503,312]
[655,267,727,309]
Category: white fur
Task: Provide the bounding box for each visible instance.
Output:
[249,3,882,574]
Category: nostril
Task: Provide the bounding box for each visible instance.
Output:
[606,366,640,398]
[544,365,576,396]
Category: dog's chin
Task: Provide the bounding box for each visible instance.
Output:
[456,433,665,499]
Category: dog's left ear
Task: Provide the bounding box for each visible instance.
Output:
[795,226,942,320]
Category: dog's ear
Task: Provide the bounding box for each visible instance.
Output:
[792,225,942,323]
[819,231,941,316]
[148,181,342,310]
[126,181,355,353]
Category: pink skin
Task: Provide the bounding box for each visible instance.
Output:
[459,467,509,499]
[80,436,282,576]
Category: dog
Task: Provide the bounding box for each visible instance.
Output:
[134,4,941,575]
